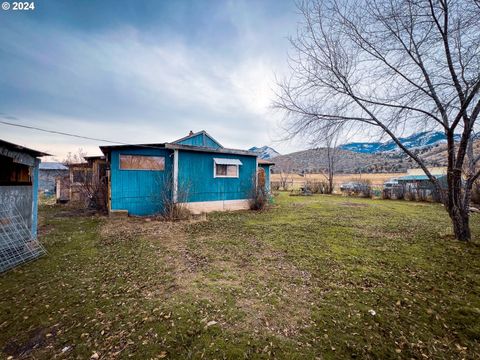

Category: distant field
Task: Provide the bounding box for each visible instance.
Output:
[271,172,407,190]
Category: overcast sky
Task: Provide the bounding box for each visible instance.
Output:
[0,0,304,160]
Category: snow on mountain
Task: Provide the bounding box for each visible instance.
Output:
[340,131,460,154]
[249,146,280,159]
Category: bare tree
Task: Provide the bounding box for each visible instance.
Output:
[275,0,480,241]
[62,148,88,165]
[276,159,294,190]
[318,129,341,193]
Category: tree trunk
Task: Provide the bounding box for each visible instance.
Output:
[444,129,471,242]
[449,206,471,241]
[328,173,334,194]
[446,167,471,242]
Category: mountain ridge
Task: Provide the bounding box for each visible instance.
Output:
[340,131,461,154]
[249,146,280,159]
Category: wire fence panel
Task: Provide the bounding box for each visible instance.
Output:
[0,206,46,273]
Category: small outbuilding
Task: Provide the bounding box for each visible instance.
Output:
[55,156,107,209]
[0,139,48,272]
[39,162,68,196]
[395,167,447,201]
[100,130,273,216]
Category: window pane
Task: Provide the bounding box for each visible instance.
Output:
[226,165,237,177]
[216,164,227,176]
[215,164,238,177]
[120,155,165,170]
[73,170,86,183]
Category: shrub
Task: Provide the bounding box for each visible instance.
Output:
[404,188,416,201]
[250,184,269,210]
[472,182,480,205]
[395,187,405,200]
[162,202,192,221]
[159,174,192,221]
[271,181,281,191]
[305,180,332,194]
[382,189,391,200]
[416,189,428,202]
[355,179,372,198]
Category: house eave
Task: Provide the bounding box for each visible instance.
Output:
[0,139,50,158]
[258,159,275,165]
[99,143,167,155]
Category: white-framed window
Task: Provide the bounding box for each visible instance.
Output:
[213,158,242,178]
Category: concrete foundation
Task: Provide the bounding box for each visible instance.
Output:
[178,199,251,214]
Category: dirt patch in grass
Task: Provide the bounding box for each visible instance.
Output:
[99,216,316,338]
[99,217,185,244]
[3,325,59,358]
[340,202,369,207]
[53,206,99,218]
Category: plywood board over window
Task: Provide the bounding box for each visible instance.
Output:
[120,155,165,171]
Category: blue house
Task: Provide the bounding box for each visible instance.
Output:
[100,131,273,216]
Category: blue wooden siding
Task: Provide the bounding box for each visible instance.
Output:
[176,133,222,149]
[177,151,256,202]
[110,148,173,216]
[259,164,272,193]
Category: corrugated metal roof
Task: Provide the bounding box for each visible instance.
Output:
[213,158,243,165]
[407,167,447,176]
[0,139,50,157]
[39,162,68,170]
[397,174,445,181]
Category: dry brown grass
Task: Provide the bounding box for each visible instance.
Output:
[272,172,406,191]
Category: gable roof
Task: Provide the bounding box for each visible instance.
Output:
[397,174,446,181]
[165,143,256,156]
[173,130,223,149]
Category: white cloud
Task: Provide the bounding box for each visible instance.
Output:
[0,8,300,157]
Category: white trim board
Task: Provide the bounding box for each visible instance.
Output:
[173,149,179,203]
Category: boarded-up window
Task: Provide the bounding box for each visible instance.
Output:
[215,164,238,178]
[120,155,165,171]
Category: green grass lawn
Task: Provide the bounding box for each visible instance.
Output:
[1,193,480,359]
